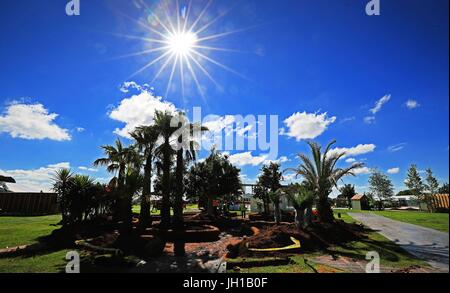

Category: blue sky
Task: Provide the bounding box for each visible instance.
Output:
[0,0,448,194]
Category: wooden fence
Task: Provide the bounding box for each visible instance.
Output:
[0,193,59,216]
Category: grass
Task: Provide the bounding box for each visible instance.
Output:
[0,249,70,273]
[369,210,448,233]
[0,214,70,273]
[342,209,449,233]
[132,203,200,215]
[0,215,62,249]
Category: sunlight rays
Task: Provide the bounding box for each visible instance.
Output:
[115,0,250,101]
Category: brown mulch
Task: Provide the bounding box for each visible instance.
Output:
[231,220,369,258]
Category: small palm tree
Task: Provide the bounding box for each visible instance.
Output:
[93,138,140,222]
[269,189,283,224]
[288,140,363,223]
[130,125,160,228]
[52,168,74,226]
[285,184,314,229]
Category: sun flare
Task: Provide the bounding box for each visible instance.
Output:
[115,0,252,101]
[166,31,198,56]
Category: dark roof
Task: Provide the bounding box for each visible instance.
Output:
[351,194,365,201]
[0,175,16,183]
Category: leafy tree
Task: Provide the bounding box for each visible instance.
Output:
[396,189,413,196]
[52,168,74,225]
[288,140,363,223]
[257,162,283,220]
[339,184,356,208]
[404,164,433,212]
[185,149,242,217]
[368,169,394,209]
[425,168,439,195]
[438,182,449,194]
[253,183,270,214]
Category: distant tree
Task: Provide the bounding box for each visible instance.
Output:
[405,164,432,212]
[185,149,242,217]
[438,182,449,194]
[257,162,283,219]
[368,169,394,209]
[396,189,413,196]
[339,184,356,208]
[269,189,283,224]
[425,168,439,196]
[253,183,270,214]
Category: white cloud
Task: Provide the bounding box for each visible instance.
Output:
[340,117,355,124]
[0,102,71,141]
[329,144,376,158]
[0,162,70,192]
[109,89,176,138]
[364,116,376,124]
[78,166,98,172]
[227,152,268,166]
[119,81,152,93]
[388,143,406,152]
[345,158,356,163]
[405,99,420,110]
[76,127,85,133]
[370,94,391,114]
[387,167,400,174]
[282,111,336,141]
[353,166,371,175]
[203,115,236,134]
[264,156,289,165]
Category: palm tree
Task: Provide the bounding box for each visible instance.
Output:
[268,189,283,224]
[285,184,314,229]
[288,140,363,223]
[153,110,177,228]
[171,112,208,256]
[130,125,160,228]
[52,168,74,226]
[93,138,139,222]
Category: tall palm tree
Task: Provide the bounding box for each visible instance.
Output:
[93,138,139,222]
[153,110,177,228]
[288,140,363,223]
[171,112,208,256]
[130,125,160,228]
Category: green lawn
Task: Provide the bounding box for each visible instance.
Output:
[132,203,200,215]
[346,210,449,233]
[0,214,70,273]
[0,215,62,249]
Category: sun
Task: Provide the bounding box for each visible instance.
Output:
[166,31,198,57]
[114,0,253,101]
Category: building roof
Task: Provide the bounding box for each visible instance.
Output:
[351,194,365,201]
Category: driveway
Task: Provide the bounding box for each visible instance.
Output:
[348,212,449,272]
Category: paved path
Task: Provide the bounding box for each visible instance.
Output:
[348,212,449,272]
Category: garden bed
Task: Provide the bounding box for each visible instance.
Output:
[228,220,369,258]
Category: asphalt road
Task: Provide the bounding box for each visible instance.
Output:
[348,212,449,272]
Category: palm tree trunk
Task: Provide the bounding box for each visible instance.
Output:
[160,144,171,228]
[294,208,304,230]
[173,148,185,256]
[140,156,152,228]
[317,197,334,223]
